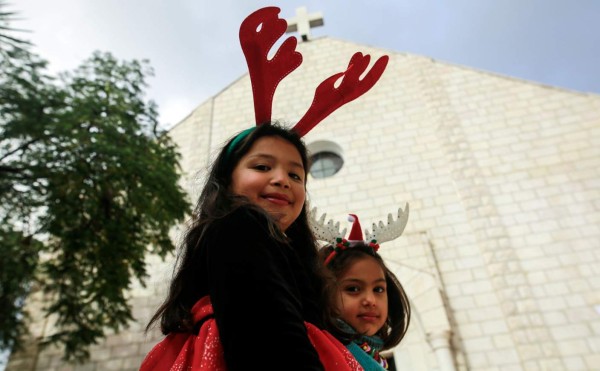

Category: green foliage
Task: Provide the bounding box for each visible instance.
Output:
[0,40,191,361]
[0,229,42,353]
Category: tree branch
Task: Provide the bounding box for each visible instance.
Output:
[0,137,41,162]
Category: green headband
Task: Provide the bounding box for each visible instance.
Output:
[225,127,255,158]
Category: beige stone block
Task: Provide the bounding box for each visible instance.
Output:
[98,358,124,371]
[110,344,140,358]
[465,352,489,370]
[463,336,494,352]
[482,319,509,335]
[487,348,521,366]
[542,282,570,296]
[89,347,111,362]
[550,324,591,340]
[522,360,542,371]
[586,335,600,353]
[121,356,145,370]
[492,334,515,349]
[469,306,504,322]
[585,353,600,370]
[558,339,589,356]
[562,357,588,371]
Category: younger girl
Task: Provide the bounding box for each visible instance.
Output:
[316,212,411,370]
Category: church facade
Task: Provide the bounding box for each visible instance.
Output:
[7,34,600,371]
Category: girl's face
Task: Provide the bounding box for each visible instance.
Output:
[230,135,306,231]
[335,256,388,336]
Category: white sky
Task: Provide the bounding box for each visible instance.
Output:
[13,0,600,129]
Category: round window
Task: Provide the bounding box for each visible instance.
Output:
[309,151,344,178]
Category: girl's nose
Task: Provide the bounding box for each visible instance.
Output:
[271,169,290,188]
[362,293,375,306]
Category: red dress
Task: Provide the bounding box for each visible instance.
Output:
[140,296,362,371]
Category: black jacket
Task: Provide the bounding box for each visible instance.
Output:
[197,206,324,370]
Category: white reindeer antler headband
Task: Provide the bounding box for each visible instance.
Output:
[309,204,409,265]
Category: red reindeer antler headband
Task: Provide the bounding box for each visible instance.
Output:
[239,6,389,137]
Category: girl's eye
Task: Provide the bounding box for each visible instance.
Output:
[343,286,360,294]
[289,172,303,181]
[374,286,386,294]
[253,164,270,171]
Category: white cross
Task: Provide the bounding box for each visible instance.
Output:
[286,6,324,42]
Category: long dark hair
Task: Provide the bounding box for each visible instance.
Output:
[320,244,411,350]
[147,122,320,334]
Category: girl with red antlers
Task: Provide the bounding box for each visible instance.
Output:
[141,6,389,370]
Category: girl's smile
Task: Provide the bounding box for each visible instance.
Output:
[357,313,381,322]
[262,192,291,205]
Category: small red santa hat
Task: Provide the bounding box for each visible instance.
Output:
[347,214,364,243]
